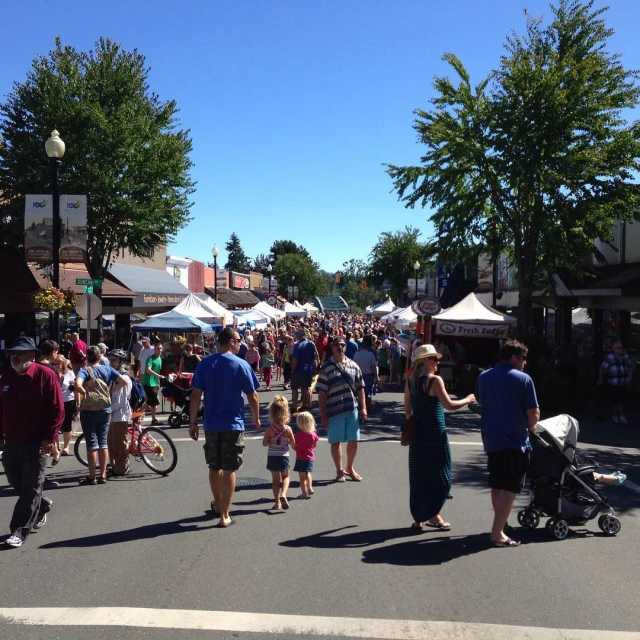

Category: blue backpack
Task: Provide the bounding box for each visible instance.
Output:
[129,377,146,411]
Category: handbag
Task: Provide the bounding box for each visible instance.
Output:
[80,366,111,411]
[401,375,435,446]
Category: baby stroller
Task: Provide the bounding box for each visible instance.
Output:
[163,373,202,429]
[517,414,621,540]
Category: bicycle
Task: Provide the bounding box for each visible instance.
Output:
[74,410,178,476]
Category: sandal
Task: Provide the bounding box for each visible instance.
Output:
[79,477,97,486]
[491,537,521,548]
[426,518,451,531]
[281,496,290,510]
[344,470,363,482]
[335,471,346,483]
[410,522,424,533]
[97,476,108,484]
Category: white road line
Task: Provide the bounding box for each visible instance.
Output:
[0,607,637,639]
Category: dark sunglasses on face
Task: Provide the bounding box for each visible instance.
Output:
[334,343,346,348]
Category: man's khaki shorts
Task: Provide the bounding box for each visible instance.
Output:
[203,431,245,471]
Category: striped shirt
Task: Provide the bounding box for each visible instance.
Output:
[602,352,631,387]
[316,357,365,418]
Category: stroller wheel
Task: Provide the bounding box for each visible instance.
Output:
[168,412,183,429]
[551,519,569,540]
[522,510,540,530]
[545,518,555,536]
[598,515,621,536]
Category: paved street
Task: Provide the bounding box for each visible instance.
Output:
[0,387,639,639]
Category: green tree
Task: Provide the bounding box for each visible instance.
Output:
[386,0,640,339]
[0,37,195,287]
[224,232,251,272]
[273,253,327,301]
[367,226,434,304]
[252,253,272,275]
[269,239,311,263]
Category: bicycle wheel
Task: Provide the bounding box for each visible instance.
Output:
[138,427,178,475]
[73,434,100,469]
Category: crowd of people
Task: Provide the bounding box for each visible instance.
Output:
[0,311,630,548]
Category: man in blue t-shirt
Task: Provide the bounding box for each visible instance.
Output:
[290,329,319,411]
[190,327,260,528]
[476,339,540,548]
[344,332,359,360]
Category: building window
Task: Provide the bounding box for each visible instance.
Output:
[173,266,180,279]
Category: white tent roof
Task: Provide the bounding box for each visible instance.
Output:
[170,293,234,324]
[293,300,305,308]
[372,299,396,317]
[281,301,306,317]
[393,306,418,330]
[301,302,319,313]
[234,309,270,327]
[433,293,516,324]
[381,307,405,323]
[253,301,286,321]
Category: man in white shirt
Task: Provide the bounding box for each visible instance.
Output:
[137,337,154,381]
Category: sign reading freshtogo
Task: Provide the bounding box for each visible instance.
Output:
[435,321,510,339]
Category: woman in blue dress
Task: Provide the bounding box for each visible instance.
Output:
[404,344,475,531]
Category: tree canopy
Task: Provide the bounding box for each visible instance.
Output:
[224,232,251,273]
[272,253,328,301]
[0,37,195,282]
[270,239,311,263]
[252,253,272,275]
[367,226,434,304]
[386,0,640,339]
[337,259,380,311]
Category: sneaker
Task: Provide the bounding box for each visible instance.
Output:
[5,532,23,548]
[612,415,620,424]
[619,415,628,425]
[614,473,627,486]
[33,513,47,529]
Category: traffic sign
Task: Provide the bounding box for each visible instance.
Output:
[75,293,102,320]
[83,286,93,293]
[79,320,99,329]
[411,297,442,316]
[75,278,103,287]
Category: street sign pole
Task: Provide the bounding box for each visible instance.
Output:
[87,293,91,346]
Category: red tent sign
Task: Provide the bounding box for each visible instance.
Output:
[411,297,441,316]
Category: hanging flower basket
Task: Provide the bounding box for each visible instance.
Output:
[33,287,77,319]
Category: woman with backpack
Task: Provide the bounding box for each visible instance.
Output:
[107,349,133,477]
[74,346,127,485]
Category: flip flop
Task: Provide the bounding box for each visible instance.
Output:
[426,520,451,531]
[60,450,70,456]
[281,496,290,510]
[410,522,424,533]
[210,501,219,516]
[492,537,521,548]
[345,471,363,482]
[216,517,237,528]
[51,458,60,467]
[78,477,97,486]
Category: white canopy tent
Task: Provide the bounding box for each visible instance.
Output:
[392,306,418,330]
[301,302,319,314]
[253,301,286,322]
[280,301,307,317]
[234,309,271,328]
[167,293,234,325]
[433,292,516,339]
[372,299,396,318]
[380,307,405,323]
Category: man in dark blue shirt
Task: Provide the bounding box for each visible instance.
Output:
[344,332,359,360]
[476,340,539,548]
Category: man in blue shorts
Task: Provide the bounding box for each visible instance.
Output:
[476,339,539,548]
[290,329,319,411]
[317,335,367,483]
[189,327,260,528]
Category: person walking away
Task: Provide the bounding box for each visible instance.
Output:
[0,337,64,548]
[345,332,359,359]
[597,341,632,424]
[261,342,276,391]
[107,349,133,477]
[404,345,475,532]
[130,335,143,378]
[143,342,165,426]
[353,336,379,413]
[245,340,260,373]
[75,346,127,485]
[189,327,261,528]
[294,411,319,498]
[475,340,539,547]
[262,396,296,510]
[317,335,367,483]
[53,355,76,456]
[290,329,319,412]
[377,339,391,389]
[69,332,87,375]
[136,337,153,380]
[282,335,293,389]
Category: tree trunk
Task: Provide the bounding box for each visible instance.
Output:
[516,240,537,345]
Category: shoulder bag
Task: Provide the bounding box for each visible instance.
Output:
[80,366,111,411]
[401,375,436,446]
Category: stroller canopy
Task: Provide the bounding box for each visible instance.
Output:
[536,414,580,463]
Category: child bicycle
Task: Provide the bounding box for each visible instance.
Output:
[74,410,178,476]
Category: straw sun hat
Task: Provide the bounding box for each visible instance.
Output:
[413,344,442,362]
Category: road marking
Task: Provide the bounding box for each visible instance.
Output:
[0,607,638,639]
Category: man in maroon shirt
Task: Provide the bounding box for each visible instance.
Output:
[0,336,64,548]
[69,332,88,375]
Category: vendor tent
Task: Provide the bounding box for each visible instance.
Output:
[132,310,213,333]
[301,302,319,314]
[253,301,286,322]
[171,293,233,324]
[234,309,270,328]
[280,301,306,317]
[392,306,418,330]
[433,293,516,339]
[372,299,396,317]
[380,307,405,323]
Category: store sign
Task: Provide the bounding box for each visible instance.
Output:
[411,297,441,316]
[435,321,510,339]
[135,293,188,307]
[59,195,87,262]
[231,272,250,289]
[24,194,53,261]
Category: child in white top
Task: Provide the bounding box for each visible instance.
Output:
[262,395,296,510]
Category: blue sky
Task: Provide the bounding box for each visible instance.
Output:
[2,0,639,272]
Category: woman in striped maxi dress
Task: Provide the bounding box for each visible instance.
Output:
[404,345,475,531]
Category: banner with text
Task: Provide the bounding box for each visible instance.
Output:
[435,320,510,339]
[24,194,53,261]
[59,195,87,262]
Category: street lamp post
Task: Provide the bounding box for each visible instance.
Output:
[267,263,272,295]
[45,130,65,341]
[212,244,219,301]
[413,260,420,299]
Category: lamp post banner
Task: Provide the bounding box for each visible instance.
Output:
[24,195,53,261]
[59,195,87,262]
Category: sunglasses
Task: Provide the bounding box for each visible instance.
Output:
[334,343,346,348]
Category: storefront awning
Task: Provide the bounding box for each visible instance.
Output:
[108,263,191,308]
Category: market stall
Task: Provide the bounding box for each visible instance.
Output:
[253,301,286,324]
[170,293,233,325]
[372,299,396,318]
[280,301,306,317]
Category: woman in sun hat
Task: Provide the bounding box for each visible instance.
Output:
[404,344,475,532]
